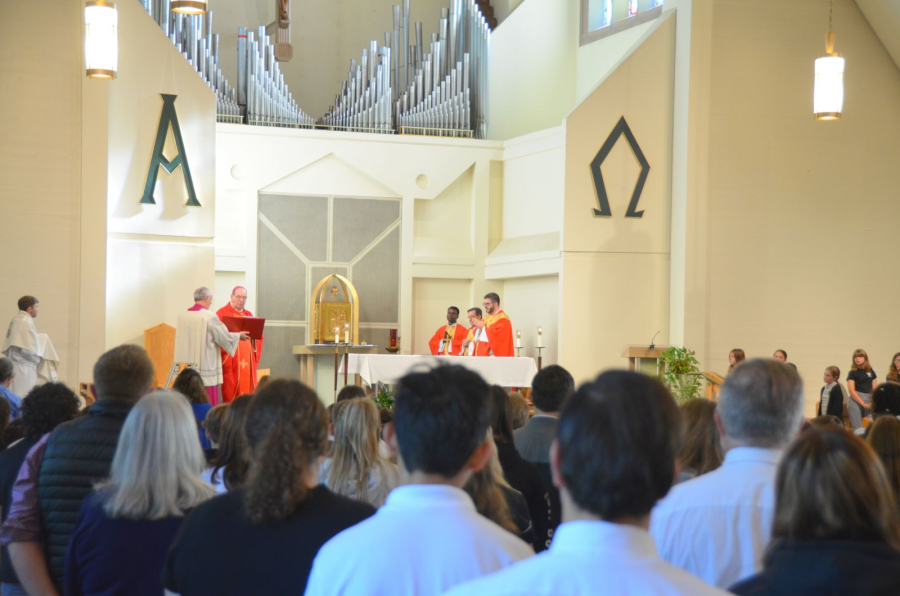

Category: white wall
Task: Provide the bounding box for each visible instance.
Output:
[104,0,218,349]
[411,278,472,355]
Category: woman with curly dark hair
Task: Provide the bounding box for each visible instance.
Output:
[0,383,79,595]
[163,379,375,595]
[172,368,213,449]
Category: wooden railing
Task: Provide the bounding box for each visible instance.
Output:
[694,371,725,401]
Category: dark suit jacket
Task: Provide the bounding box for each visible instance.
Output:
[514,416,560,538]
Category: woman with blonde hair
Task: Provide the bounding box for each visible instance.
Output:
[728,349,745,372]
[847,349,879,432]
[163,380,375,595]
[730,428,900,595]
[321,397,399,507]
[676,398,723,482]
[64,392,215,596]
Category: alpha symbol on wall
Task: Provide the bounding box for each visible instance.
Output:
[590,116,650,218]
[140,94,201,206]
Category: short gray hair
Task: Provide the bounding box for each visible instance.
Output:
[717,359,804,448]
[99,391,215,519]
[193,287,211,302]
[0,358,13,383]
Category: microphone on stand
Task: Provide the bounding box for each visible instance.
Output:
[649,331,660,350]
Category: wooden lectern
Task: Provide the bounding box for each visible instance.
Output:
[621,345,667,376]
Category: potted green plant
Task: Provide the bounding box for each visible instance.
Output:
[374,382,394,410]
[659,346,702,403]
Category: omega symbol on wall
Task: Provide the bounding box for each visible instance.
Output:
[140,94,201,206]
[590,116,649,218]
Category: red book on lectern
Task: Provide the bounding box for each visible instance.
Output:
[222,316,265,340]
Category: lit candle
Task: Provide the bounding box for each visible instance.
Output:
[344,323,350,345]
[515,330,522,349]
[335,326,341,343]
[536,326,543,348]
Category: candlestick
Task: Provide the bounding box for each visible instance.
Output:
[536,346,544,370]
[536,326,543,348]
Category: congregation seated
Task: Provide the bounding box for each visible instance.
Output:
[867,415,900,505]
[488,385,551,551]
[305,364,532,596]
[335,384,366,402]
[0,383,79,596]
[447,370,728,595]
[464,429,537,549]
[319,397,399,508]
[514,364,575,536]
[675,398,722,483]
[171,367,213,449]
[809,414,844,428]
[651,359,805,588]
[201,393,253,493]
[65,391,215,596]
[163,379,375,595]
[1,345,155,594]
[730,427,900,595]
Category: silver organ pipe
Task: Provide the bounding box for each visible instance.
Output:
[139,3,312,127]
[323,0,490,138]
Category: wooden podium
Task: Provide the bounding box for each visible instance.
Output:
[621,345,667,376]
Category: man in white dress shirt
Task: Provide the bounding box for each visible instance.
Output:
[447,370,729,596]
[650,359,804,589]
[305,364,533,596]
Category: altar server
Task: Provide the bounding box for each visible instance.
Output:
[216,286,264,402]
[175,288,248,406]
[2,297,41,397]
[428,307,468,356]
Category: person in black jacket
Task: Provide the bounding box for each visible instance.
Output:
[0,383,79,596]
[489,385,551,551]
[819,366,844,420]
[730,427,900,596]
[2,345,155,595]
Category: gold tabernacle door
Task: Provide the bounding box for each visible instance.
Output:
[310,274,360,344]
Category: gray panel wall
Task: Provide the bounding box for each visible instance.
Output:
[257,194,401,379]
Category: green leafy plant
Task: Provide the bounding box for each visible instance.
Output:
[659,346,702,403]
[374,382,394,410]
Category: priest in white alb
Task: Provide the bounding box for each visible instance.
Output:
[2,296,42,397]
[174,287,249,406]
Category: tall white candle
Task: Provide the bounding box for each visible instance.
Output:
[335,326,341,343]
[536,326,543,348]
[515,330,522,348]
[344,324,350,345]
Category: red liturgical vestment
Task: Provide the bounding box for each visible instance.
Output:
[428,324,468,356]
[216,303,264,402]
[483,310,514,357]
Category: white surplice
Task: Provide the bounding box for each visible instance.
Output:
[174,308,240,387]
[2,311,41,397]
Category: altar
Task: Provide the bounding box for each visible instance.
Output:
[340,354,539,388]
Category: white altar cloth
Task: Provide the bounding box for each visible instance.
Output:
[340,354,538,387]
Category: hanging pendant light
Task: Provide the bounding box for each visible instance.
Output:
[814,0,844,121]
[84,0,118,79]
[171,0,207,15]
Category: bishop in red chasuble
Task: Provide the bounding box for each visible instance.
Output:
[216,286,264,402]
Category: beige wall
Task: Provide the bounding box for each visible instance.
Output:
[0,0,84,386]
[411,278,473,355]
[558,14,676,383]
[699,0,900,412]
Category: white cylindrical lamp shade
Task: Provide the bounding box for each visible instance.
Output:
[172,0,207,14]
[814,54,844,120]
[84,1,117,79]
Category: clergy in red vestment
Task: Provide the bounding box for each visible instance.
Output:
[216,286,264,402]
[428,306,469,356]
[460,307,492,357]
[476,293,514,357]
